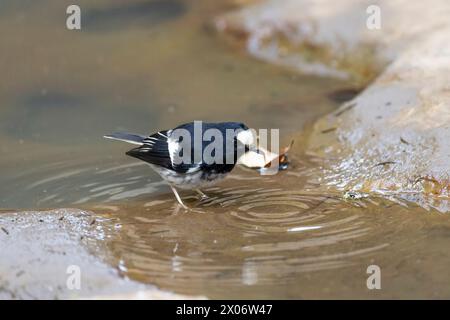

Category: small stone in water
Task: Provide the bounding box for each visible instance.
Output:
[343,191,368,200]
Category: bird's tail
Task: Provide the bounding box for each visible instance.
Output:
[103,132,146,145]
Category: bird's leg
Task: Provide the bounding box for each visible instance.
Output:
[196,189,209,200]
[169,184,188,210]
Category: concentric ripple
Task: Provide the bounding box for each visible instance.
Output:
[0,153,438,298]
[85,168,432,299]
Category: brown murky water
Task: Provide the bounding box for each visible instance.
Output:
[2,0,450,299]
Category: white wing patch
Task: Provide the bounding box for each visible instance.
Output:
[167,133,201,173]
[167,135,181,168]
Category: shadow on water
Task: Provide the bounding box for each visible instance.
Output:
[5,90,157,143]
[83,0,186,32]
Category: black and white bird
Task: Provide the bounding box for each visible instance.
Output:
[104,121,255,209]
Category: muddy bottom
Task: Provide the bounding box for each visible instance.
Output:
[1,0,450,299]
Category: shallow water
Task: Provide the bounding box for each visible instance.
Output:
[2,0,450,299]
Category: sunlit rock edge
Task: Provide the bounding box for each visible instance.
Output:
[216,0,450,211]
[0,208,205,300]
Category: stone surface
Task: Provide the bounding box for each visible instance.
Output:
[217,0,450,204]
[0,209,204,299]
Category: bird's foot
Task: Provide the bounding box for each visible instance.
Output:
[169,184,189,210]
[179,203,189,210]
[196,189,209,201]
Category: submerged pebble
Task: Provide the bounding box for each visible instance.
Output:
[343,190,368,200]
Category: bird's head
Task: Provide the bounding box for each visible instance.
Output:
[233,123,258,156]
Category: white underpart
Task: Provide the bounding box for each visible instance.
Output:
[149,164,226,190]
[186,165,201,174]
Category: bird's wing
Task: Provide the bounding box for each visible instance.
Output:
[126,130,198,173]
[126,130,173,170]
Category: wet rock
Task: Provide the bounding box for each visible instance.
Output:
[216,0,382,83]
[216,0,450,204]
[216,0,450,83]
[327,88,360,104]
[309,35,450,198]
[0,208,204,299]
